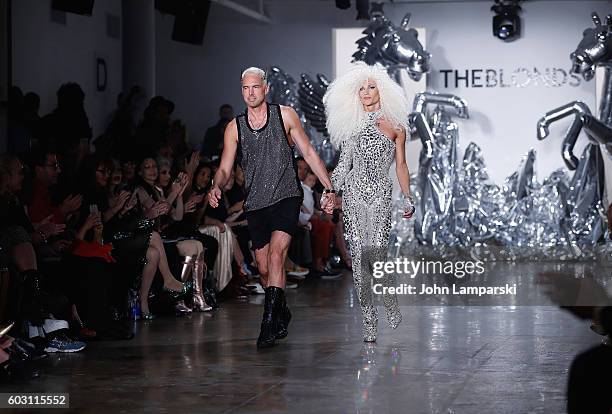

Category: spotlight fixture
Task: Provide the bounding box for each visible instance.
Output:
[491,0,522,42]
[335,0,350,10]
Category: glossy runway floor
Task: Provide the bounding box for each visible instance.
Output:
[1,269,603,413]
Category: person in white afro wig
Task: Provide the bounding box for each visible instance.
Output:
[324,61,415,343]
[323,61,410,149]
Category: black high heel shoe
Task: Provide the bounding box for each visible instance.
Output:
[162,280,193,300]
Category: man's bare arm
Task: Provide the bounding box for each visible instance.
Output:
[282,106,333,189]
[212,119,238,190]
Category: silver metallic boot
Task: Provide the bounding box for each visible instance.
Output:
[175,256,193,314]
[192,254,212,312]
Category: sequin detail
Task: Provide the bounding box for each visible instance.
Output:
[332,110,402,341]
[236,104,303,212]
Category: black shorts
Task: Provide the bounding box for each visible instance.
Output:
[245,196,302,250]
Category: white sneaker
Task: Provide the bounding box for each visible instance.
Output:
[247,282,265,294]
[287,266,309,277]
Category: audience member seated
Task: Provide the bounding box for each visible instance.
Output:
[26,149,82,225]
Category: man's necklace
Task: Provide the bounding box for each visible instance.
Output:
[249,112,267,131]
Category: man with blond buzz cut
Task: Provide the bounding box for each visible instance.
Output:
[208,67,336,348]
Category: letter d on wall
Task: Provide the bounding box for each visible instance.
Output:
[96,57,107,91]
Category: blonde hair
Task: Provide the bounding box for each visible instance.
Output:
[241,67,267,85]
[323,62,409,149]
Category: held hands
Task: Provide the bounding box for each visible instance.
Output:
[319,193,336,215]
[403,193,416,219]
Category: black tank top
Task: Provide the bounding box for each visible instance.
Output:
[236,103,303,212]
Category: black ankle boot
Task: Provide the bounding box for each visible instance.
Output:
[257,286,283,349]
[21,270,45,327]
[203,272,219,309]
[276,289,291,339]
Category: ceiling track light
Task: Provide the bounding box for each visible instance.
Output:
[491,0,522,42]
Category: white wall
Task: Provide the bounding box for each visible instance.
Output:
[11,0,122,139]
[155,0,611,185]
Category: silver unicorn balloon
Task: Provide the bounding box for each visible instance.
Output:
[536,12,612,246]
[298,73,330,137]
[352,8,431,83]
[267,66,336,165]
[266,66,301,114]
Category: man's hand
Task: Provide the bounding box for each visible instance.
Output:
[208,186,222,208]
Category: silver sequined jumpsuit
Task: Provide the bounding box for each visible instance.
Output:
[332,110,402,341]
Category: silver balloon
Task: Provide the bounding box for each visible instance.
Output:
[388,88,605,260]
[352,9,431,82]
[535,11,612,247]
[409,92,469,160]
[267,66,336,165]
[297,72,337,165]
[267,66,301,113]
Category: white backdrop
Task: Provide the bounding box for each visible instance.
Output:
[332,10,602,200]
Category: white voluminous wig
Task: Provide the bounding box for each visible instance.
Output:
[323,62,409,149]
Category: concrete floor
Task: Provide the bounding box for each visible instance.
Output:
[0,269,602,414]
